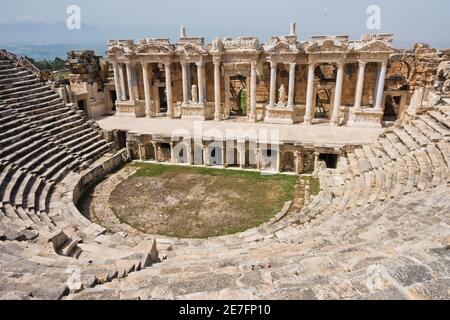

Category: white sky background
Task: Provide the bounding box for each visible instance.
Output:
[1,0,450,48]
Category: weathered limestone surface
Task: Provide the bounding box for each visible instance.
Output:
[1,44,450,300]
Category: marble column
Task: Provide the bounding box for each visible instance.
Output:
[304,63,315,125]
[375,61,387,110]
[288,62,296,108]
[354,60,366,108]
[269,61,277,107]
[249,61,257,122]
[196,60,205,104]
[181,61,189,104]
[214,59,222,121]
[331,62,345,125]
[125,62,135,101]
[112,61,122,102]
[164,62,173,118]
[118,63,127,101]
[142,62,153,117]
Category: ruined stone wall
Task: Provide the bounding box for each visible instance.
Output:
[67,50,103,88]
[294,65,308,105]
[361,62,379,107]
[257,64,270,103]
[172,63,183,104]
[342,63,358,106]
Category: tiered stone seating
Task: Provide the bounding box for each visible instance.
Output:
[0,53,118,231]
[0,52,162,298]
[1,49,450,299]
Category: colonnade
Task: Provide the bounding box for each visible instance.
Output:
[111,58,388,124]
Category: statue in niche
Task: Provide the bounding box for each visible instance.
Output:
[156,146,164,162]
[278,85,287,106]
[191,84,198,104]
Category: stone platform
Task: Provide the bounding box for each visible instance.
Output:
[95,116,382,145]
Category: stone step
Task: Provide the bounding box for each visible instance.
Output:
[2,88,56,105]
[371,143,391,166]
[1,134,49,162]
[0,127,39,149]
[15,97,62,113]
[378,137,400,160]
[8,93,61,109]
[0,84,50,100]
[347,153,362,176]
[393,127,419,151]
[2,170,26,205]
[368,169,383,203]
[357,171,372,206]
[0,73,36,86]
[0,78,38,91]
[23,102,67,117]
[428,110,450,129]
[436,141,450,170]
[0,82,44,96]
[420,114,450,137]
[403,155,419,194]
[425,145,447,186]
[412,118,442,142]
[413,150,432,191]
[20,145,61,172]
[385,131,409,156]
[403,124,430,147]
[362,145,381,169]
[354,148,371,172]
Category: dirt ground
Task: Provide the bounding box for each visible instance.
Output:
[106,164,304,238]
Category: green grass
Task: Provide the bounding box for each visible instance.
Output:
[115,162,320,238]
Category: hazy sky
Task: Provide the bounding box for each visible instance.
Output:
[1,0,450,48]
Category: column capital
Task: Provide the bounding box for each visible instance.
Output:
[164,61,172,68]
[289,62,296,69]
[250,61,258,69]
[380,60,388,68]
[212,56,222,65]
[336,61,345,69]
[270,61,278,68]
[358,60,367,68]
[195,59,205,67]
[141,61,149,70]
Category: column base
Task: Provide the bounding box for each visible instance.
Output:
[303,115,313,125]
[330,117,340,126]
[248,114,257,123]
[214,113,222,121]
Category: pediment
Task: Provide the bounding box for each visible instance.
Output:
[107,46,125,56]
[135,44,173,55]
[306,39,348,53]
[176,43,207,56]
[358,40,393,53]
[265,42,299,55]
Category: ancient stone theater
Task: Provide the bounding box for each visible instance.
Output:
[0,23,450,299]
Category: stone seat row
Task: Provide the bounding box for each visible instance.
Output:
[318,109,450,217]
